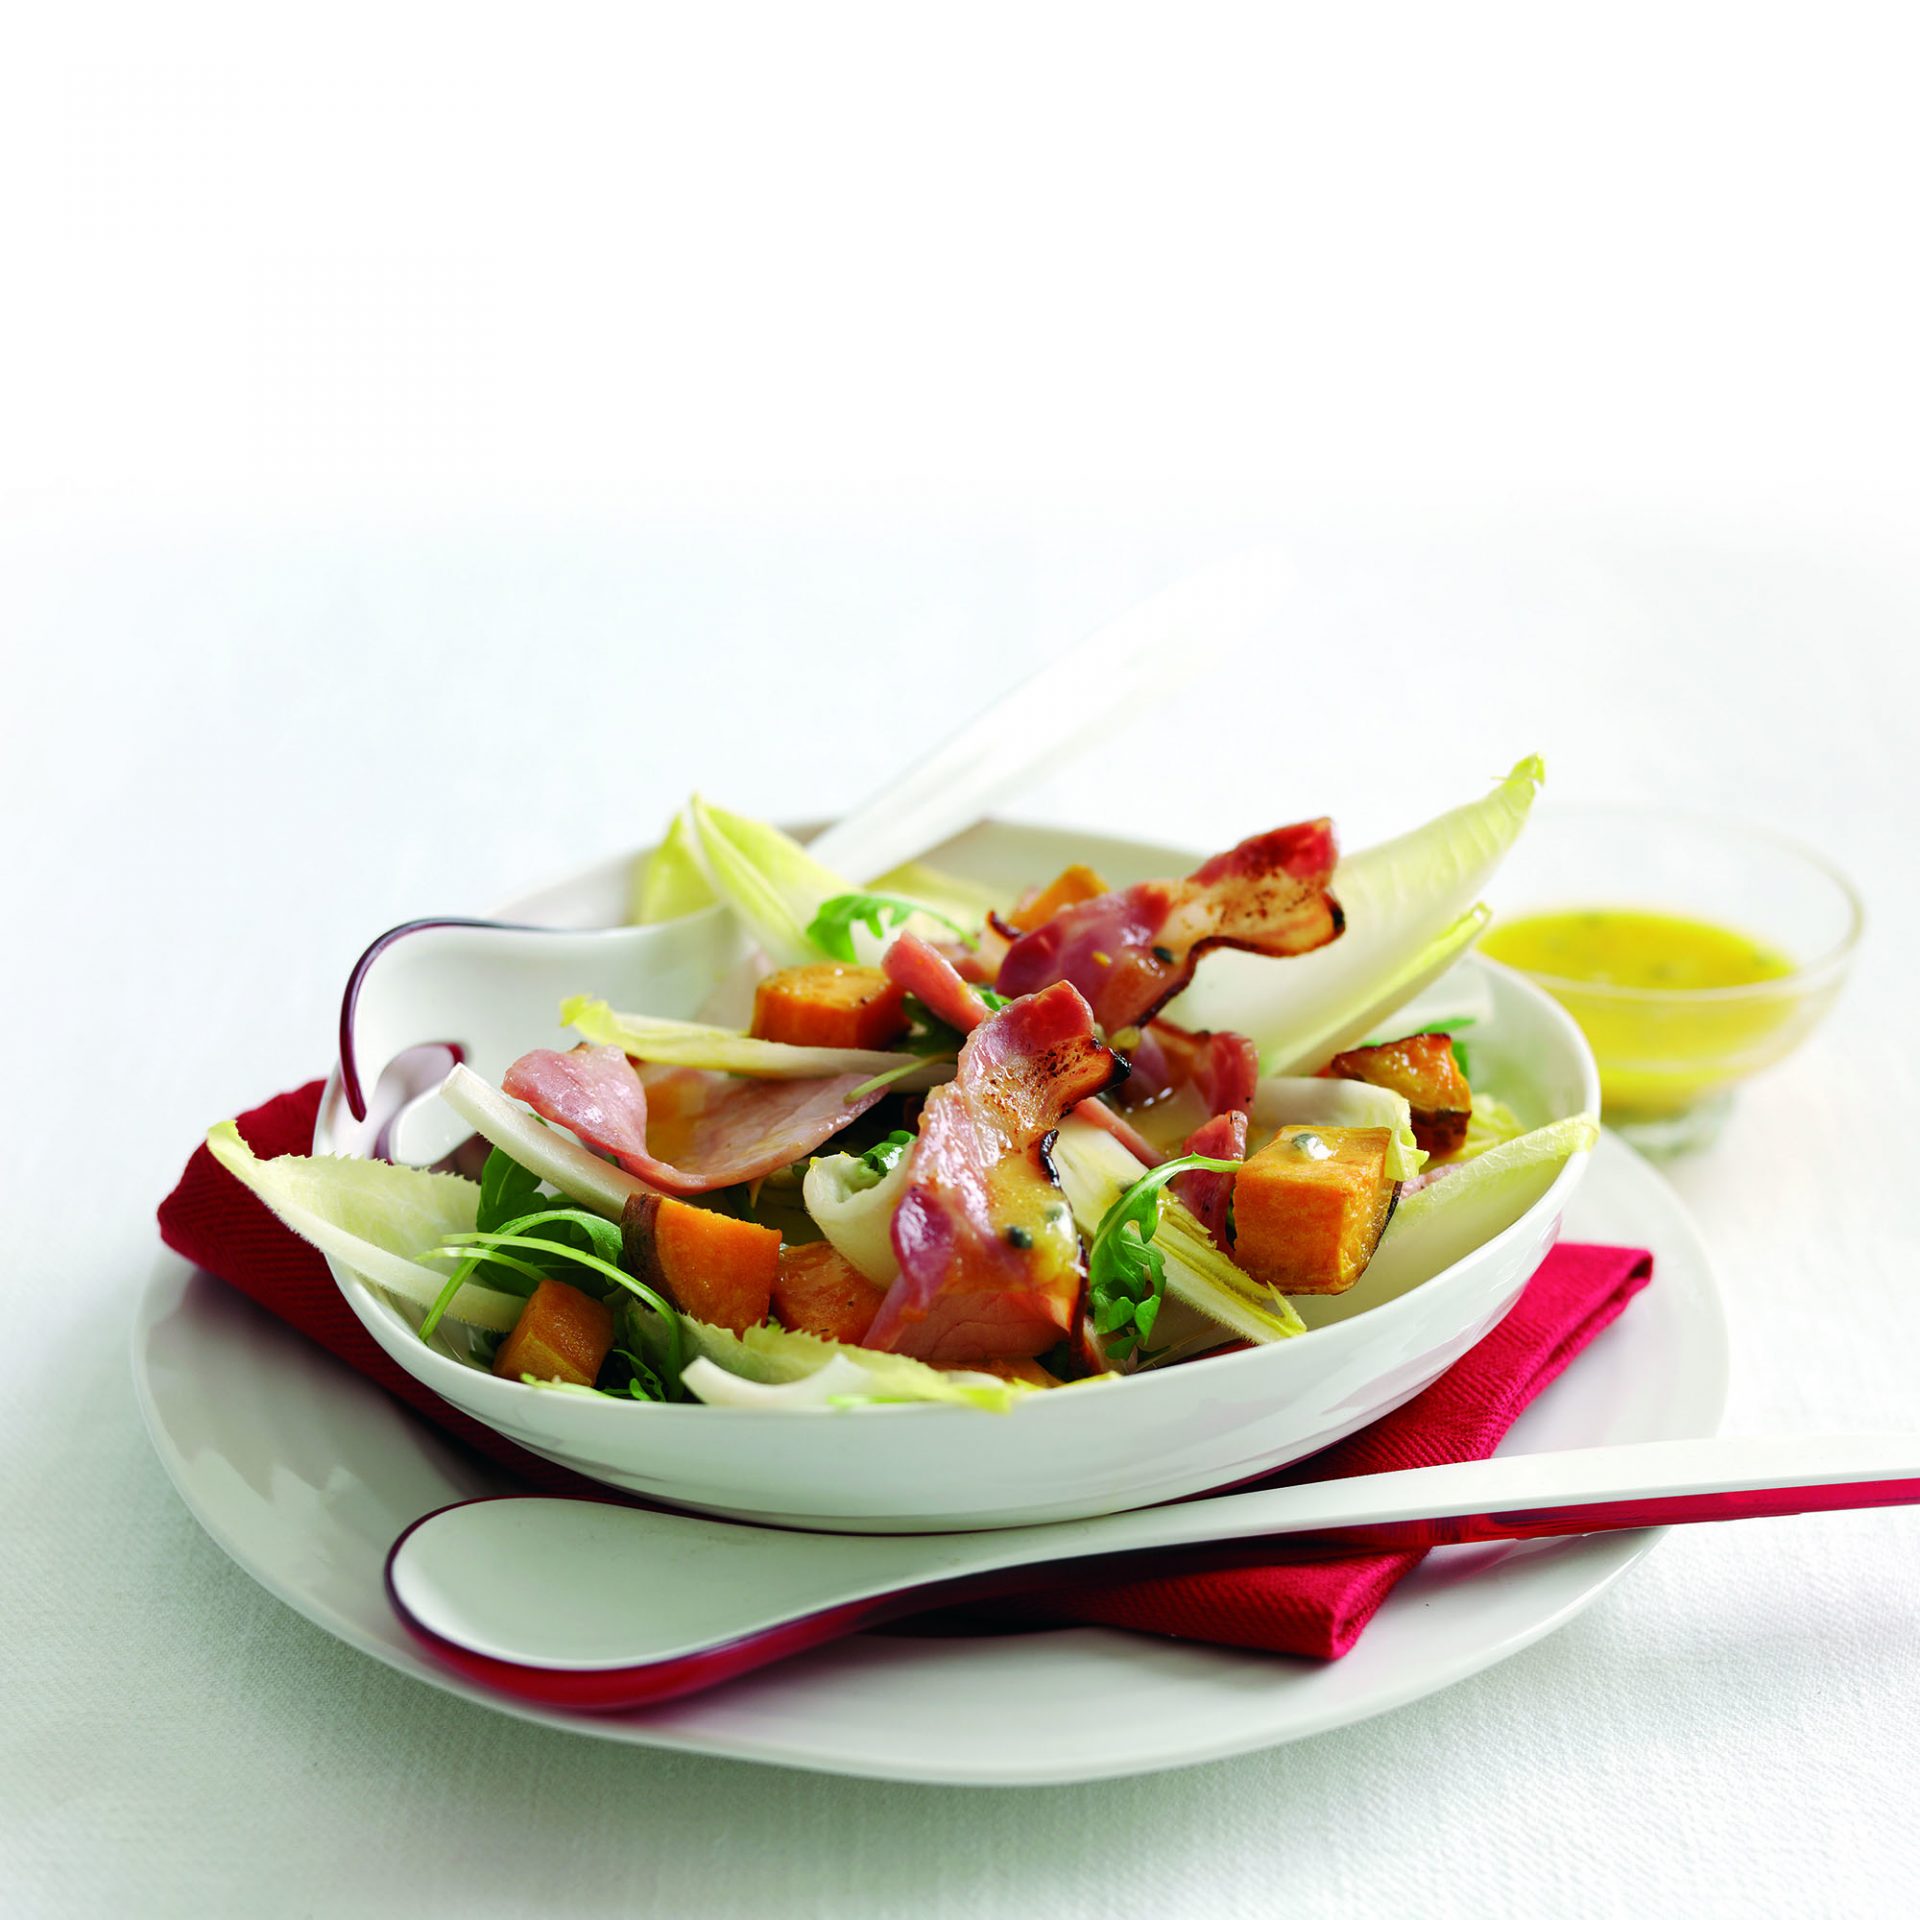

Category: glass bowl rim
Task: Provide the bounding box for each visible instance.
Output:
[1483,802,1865,1004]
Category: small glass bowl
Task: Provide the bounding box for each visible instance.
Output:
[1479,807,1863,1154]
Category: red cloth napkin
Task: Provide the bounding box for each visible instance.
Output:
[158,1082,1651,1660]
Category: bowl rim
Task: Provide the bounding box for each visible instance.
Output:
[1484,801,1865,1003]
[317,813,1603,1423]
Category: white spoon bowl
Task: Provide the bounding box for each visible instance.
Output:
[313,818,1599,1533]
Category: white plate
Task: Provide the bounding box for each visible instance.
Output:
[132,1125,1725,1784]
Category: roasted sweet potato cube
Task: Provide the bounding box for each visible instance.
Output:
[1230,1125,1397,1295]
[492,1279,616,1388]
[622,1192,781,1334]
[771,1240,884,1346]
[751,963,910,1050]
[1326,1032,1473,1157]
[1006,863,1111,932]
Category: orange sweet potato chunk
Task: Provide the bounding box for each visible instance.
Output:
[622,1193,781,1334]
[1006,863,1110,933]
[1230,1126,1396,1295]
[771,1240,884,1346]
[492,1279,616,1388]
[751,963,910,1050]
[1326,1032,1472,1157]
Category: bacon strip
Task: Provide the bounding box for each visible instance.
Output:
[1073,1096,1164,1168]
[864,982,1122,1364]
[501,1045,885,1195]
[882,932,994,1035]
[1124,1022,1260,1119]
[944,932,1007,985]
[1170,1110,1248,1251]
[885,929,1158,1167]
[995,819,1343,1032]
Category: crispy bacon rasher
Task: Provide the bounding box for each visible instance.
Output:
[863,981,1123,1364]
[1124,1022,1260,1120]
[1169,1109,1248,1252]
[881,931,996,1035]
[994,819,1343,1032]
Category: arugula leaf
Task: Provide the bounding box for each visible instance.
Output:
[899,997,968,1059]
[599,1344,672,1402]
[1086,1153,1244,1363]
[842,978,1009,1100]
[844,1059,933,1101]
[857,1129,917,1181]
[806,892,979,964]
[612,1297,686,1402]
[467,1151,630,1287]
[895,984,1008,1064]
[417,1205,683,1384]
[476,1145,545,1234]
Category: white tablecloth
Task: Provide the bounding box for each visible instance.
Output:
[4,522,1916,1916]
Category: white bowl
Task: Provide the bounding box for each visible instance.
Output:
[315,820,1599,1533]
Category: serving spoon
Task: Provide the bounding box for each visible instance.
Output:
[388,1433,1920,1711]
[335,546,1297,1140]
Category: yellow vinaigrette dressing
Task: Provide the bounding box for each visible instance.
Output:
[1480,908,1798,1116]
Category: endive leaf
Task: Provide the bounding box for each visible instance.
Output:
[801,1148,913,1284]
[437,1063,648,1220]
[1050,1116,1306,1346]
[563,994,928,1083]
[679,1320,1026,1410]
[690,795,853,966]
[868,859,1008,927]
[1174,756,1543,1071]
[204,1122,521,1333]
[631,806,718,924]
[1361,1114,1599,1298]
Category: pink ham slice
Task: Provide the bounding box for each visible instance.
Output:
[995,819,1343,1032]
[864,981,1122,1365]
[1169,1109,1248,1252]
[500,1044,885,1195]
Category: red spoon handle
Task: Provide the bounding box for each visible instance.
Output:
[1304,1473,1920,1548]
[388,1466,1920,1714]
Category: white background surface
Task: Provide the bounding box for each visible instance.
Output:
[5,5,1920,1914]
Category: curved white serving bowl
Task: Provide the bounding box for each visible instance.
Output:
[315,820,1600,1533]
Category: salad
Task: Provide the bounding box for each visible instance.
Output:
[211,756,1595,1412]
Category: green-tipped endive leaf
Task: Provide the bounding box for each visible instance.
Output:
[801,1148,914,1284]
[1174,756,1544,1072]
[1050,1116,1306,1347]
[679,1321,1027,1411]
[563,995,935,1084]
[205,1122,521,1332]
[690,795,852,967]
[1360,1114,1599,1300]
[631,806,718,924]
